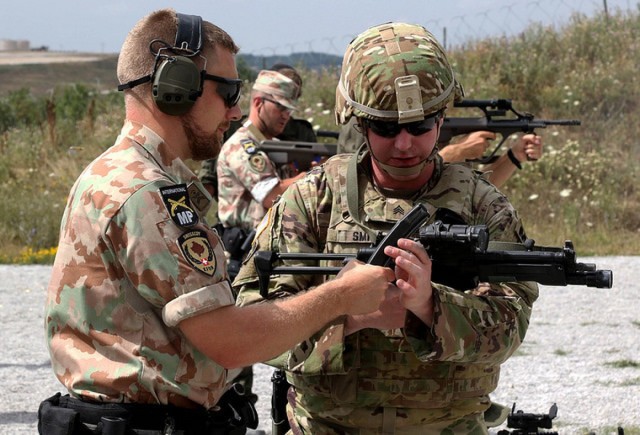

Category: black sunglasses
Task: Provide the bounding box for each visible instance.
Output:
[262,97,292,113]
[363,112,442,138]
[202,73,243,108]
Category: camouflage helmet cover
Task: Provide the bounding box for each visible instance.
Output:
[335,22,464,125]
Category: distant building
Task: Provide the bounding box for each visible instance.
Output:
[0,39,31,51]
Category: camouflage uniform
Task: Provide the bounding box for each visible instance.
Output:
[234,22,539,433]
[235,151,538,433]
[199,118,315,203]
[216,70,300,233]
[46,121,238,409]
[216,119,276,232]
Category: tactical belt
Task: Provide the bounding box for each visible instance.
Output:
[38,384,258,435]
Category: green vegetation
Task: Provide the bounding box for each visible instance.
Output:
[604,359,640,369]
[1,8,639,263]
[579,427,640,435]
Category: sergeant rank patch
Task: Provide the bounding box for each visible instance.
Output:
[177,229,216,276]
[160,184,199,227]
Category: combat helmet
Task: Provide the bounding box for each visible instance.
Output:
[335,22,463,126]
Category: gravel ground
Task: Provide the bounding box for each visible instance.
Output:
[1,256,637,434]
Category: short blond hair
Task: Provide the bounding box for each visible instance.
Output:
[117,8,239,98]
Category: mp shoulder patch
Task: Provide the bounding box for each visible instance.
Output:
[160,183,199,228]
[177,229,216,276]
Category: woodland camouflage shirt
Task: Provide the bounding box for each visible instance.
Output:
[235,151,539,430]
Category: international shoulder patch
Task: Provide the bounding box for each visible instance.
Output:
[177,229,216,276]
[160,183,199,228]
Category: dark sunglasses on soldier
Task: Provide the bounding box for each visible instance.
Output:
[202,73,243,108]
[363,112,442,138]
[262,97,293,113]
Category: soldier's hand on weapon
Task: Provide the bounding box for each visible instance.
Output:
[335,259,396,316]
[440,131,497,162]
[383,238,434,325]
[345,287,407,334]
[512,133,543,162]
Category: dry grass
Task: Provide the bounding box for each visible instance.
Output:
[1,9,639,262]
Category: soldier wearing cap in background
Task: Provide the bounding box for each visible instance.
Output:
[215,70,309,405]
[217,70,307,237]
[198,64,316,202]
[234,22,540,433]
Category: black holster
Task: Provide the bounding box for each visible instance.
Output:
[271,370,291,435]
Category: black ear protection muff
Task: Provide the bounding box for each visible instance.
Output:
[152,13,203,116]
[118,13,205,116]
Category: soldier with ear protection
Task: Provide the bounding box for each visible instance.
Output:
[39,9,394,434]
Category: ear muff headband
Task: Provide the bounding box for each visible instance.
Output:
[118,13,205,116]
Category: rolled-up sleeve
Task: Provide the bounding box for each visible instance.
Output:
[163,281,234,327]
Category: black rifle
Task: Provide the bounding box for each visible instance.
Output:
[257,98,581,169]
[258,140,338,172]
[253,204,612,297]
[439,98,581,163]
[259,205,612,434]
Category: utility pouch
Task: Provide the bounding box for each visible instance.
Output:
[38,392,79,435]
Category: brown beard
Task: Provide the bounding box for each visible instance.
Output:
[182,114,226,161]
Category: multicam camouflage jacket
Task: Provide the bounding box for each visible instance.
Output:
[234,150,539,430]
[46,121,237,409]
[216,120,279,232]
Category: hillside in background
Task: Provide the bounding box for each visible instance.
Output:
[0,55,119,96]
[0,52,341,97]
[239,52,342,71]
[0,8,639,261]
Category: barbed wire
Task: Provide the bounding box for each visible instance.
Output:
[246,0,635,57]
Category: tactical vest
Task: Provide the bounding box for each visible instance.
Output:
[288,153,501,413]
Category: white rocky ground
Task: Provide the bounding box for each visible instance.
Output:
[1,256,637,434]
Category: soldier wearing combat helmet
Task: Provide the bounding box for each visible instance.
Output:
[235,22,540,433]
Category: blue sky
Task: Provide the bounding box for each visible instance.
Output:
[1,0,634,55]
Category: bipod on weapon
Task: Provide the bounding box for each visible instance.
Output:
[497,403,558,435]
